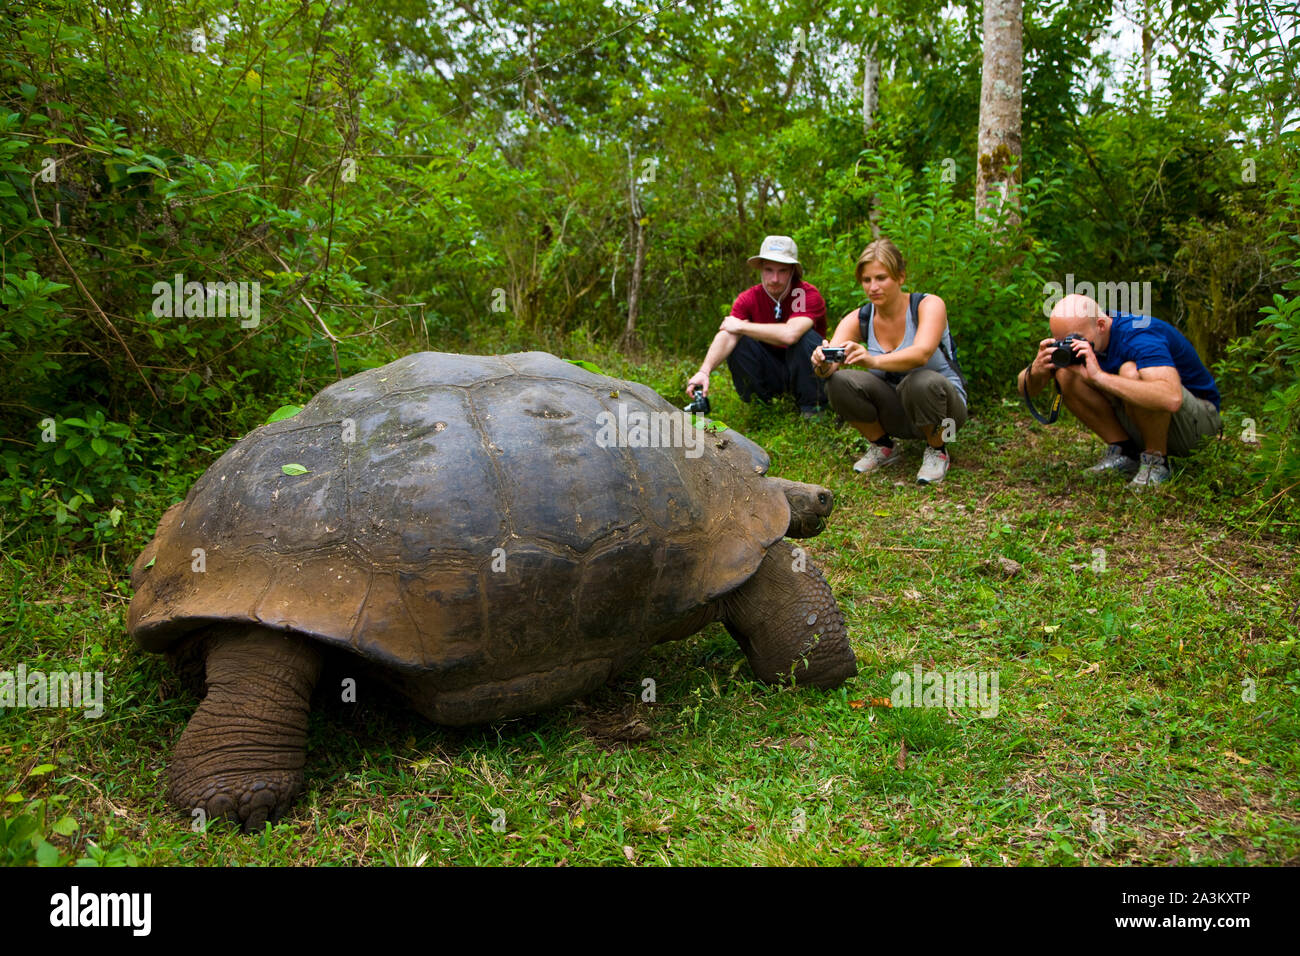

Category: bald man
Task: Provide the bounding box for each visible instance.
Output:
[1017,294,1221,488]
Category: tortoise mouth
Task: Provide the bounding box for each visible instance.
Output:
[789,513,828,538]
[784,485,833,538]
[760,476,833,538]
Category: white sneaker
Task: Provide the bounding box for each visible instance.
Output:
[853,443,901,473]
[1085,443,1140,476]
[1129,452,1171,489]
[916,445,950,485]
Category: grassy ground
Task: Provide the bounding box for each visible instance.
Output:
[2,348,1297,866]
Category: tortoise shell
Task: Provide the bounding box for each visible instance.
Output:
[129,352,790,700]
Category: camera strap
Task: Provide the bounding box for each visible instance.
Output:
[1020,364,1062,424]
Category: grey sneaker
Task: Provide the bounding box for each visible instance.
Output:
[916,445,950,485]
[853,443,901,473]
[1085,443,1140,476]
[1129,452,1170,489]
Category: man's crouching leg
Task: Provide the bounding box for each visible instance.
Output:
[1113,362,1172,456]
[1056,365,1141,475]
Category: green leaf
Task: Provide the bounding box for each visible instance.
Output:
[692,416,729,432]
[35,840,60,866]
[265,404,303,424]
[281,463,310,476]
[51,816,78,836]
[29,764,56,776]
[566,359,605,374]
[91,437,109,456]
[144,556,156,569]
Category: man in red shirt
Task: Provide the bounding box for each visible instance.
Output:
[686,236,829,418]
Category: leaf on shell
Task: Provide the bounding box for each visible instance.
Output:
[281,463,310,476]
[264,404,303,425]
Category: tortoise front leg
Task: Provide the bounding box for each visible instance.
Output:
[720,540,857,688]
[167,625,322,833]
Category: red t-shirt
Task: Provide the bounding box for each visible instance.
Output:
[730,281,827,339]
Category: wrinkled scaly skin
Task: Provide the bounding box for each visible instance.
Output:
[131,352,857,832]
[721,539,856,689]
[167,625,322,832]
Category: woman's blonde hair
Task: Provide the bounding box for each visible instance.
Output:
[854,238,906,283]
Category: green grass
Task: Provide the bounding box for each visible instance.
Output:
[2,348,1297,866]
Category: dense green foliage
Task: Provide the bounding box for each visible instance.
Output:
[2,0,1297,554]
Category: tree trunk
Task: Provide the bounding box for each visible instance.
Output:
[1141,0,1153,100]
[976,0,1023,226]
[729,168,747,226]
[862,24,879,135]
[624,221,646,348]
[863,13,882,236]
[623,147,646,349]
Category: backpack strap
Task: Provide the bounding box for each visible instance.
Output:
[913,292,971,401]
[857,301,873,342]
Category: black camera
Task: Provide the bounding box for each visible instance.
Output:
[684,386,711,415]
[1050,334,1086,368]
[821,345,848,363]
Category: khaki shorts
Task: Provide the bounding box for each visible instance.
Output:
[1108,388,1221,456]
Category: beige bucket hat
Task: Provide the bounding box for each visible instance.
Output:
[746,235,801,268]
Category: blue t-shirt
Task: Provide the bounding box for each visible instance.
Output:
[1100,313,1221,410]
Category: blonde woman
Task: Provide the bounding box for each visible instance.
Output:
[812,238,968,484]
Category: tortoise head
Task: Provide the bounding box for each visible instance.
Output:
[766,477,834,538]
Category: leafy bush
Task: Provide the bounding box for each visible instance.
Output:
[796,147,1059,403]
[1252,259,1300,496]
[0,794,138,867]
[1217,175,1300,502]
[0,793,78,867]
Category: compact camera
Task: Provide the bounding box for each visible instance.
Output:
[1050,334,1086,368]
[684,386,711,415]
[821,345,848,363]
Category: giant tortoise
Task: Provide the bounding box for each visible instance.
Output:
[128,351,857,830]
